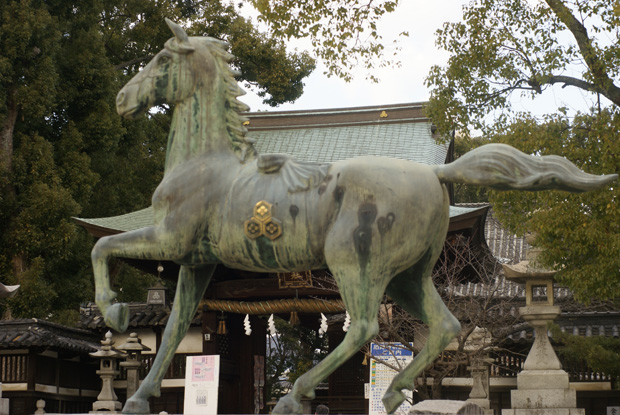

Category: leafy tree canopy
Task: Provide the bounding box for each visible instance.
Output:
[248,0,408,82]
[0,0,315,323]
[425,0,620,301]
[426,0,620,139]
[489,110,619,301]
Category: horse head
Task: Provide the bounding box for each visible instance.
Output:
[116,18,230,119]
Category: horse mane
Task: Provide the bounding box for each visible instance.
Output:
[206,39,257,163]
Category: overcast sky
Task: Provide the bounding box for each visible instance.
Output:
[240,1,603,116]
[241,1,466,112]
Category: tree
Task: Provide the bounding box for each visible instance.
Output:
[0,0,314,323]
[550,324,620,389]
[247,0,408,82]
[425,0,620,140]
[488,111,620,301]
[265,316,328,400]
[425,0,620,301]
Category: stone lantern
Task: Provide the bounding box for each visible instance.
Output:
[117,333,151,399]
[501,237,584,415]
[90,331,126,413]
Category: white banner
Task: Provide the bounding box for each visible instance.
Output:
[183,355,220,415]
[369,343,414,415]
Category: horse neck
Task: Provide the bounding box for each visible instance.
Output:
[164,83,238,174]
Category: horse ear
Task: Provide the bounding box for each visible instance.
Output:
[165,18,194,53]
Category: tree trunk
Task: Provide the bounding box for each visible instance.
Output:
[0,95,18,178]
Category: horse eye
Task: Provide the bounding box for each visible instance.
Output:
[158,55,170,65]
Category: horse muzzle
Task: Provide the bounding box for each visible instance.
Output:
[116,82,147,119]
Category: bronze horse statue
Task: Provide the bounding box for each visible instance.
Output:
[93,19,617,414]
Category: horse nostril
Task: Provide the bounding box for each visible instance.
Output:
[116,91,125,106]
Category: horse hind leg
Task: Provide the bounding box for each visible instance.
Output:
[273,227,387,414]
[123,264,216,414]
[382,249,460,414]
[91,226,185,332]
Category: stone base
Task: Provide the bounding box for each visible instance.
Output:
[516,369,570,390]
[466,398,493,414]
[0,398,8,415]
[409,400,484,414]
[511,387,577,409]
[91,399,122,413]
[502,408,585,415]
[510,368,579,410]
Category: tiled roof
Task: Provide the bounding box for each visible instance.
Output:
[75,206,153,233]
[251,122,447,165]
[75,205,483,234]
[456,203,529,265]
[79,302,201,331]
[0,319,100,353]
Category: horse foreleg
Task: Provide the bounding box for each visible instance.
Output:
[92,226,189,332]
[383,267,460,413]
[123,264,216,414]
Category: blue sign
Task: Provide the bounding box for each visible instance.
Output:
[371,342,413,357]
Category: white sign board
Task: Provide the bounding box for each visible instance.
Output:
[369,343,414,415]
[183,355,220,415]
[608,407,620,415]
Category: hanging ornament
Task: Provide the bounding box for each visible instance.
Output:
[319,313,328,336]
[217,313,227,335]
[289,311,299,325]
[244,314,252,336]
[343,310,351,332]
[268,314,277,336]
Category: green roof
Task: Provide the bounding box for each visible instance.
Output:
[75,205,484,234]
[251,123,448,165]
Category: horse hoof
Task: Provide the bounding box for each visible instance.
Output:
[272,394,302,414]
[382,389,406,414]
[122,396,150,414]
[104,303,129,333]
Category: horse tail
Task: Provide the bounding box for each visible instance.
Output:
[433,143,617,192]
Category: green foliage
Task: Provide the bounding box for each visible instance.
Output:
[550,324,620,387]
[0,0,315,323]
[248,0,407,82]
[489,110,620,301]
[265,316,328,399]
[453,136,490,203]
[425,0,620,140]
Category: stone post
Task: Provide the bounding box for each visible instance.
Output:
[0,383,9,415]
[117,333,151,400]
[90,331,126,413]
[501,239,585,415]
[467,356,494,414]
